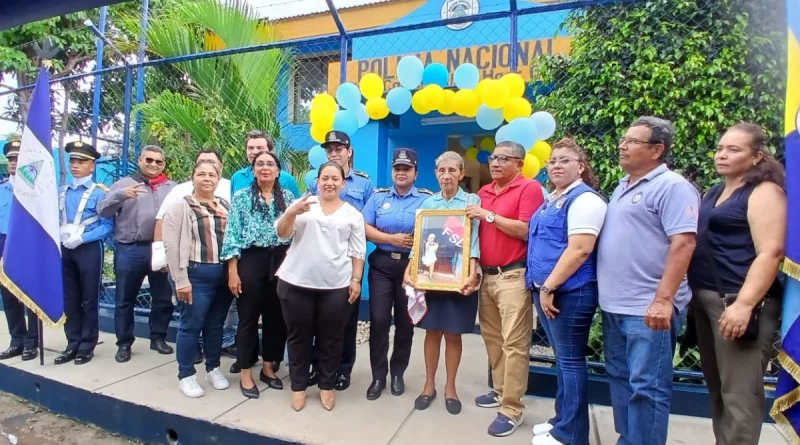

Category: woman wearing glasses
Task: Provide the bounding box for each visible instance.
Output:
[221,151,295,399]
[526,138,607,445]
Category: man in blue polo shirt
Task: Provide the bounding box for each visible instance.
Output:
[596,116,700,445]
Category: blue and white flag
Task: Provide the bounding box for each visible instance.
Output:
[0,67,64,326]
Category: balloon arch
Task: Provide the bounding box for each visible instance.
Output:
[305,55,556,182]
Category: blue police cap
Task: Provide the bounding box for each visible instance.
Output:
[392,148,417,168]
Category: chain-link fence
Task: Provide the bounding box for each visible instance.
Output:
[0,0,788,384]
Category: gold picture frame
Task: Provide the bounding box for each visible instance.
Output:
[410,209,472,292]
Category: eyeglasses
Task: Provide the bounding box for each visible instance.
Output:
[545,158,579,167]
[144,157,165,166]
[619,137,660,146]
[254,161,278,168]
[487,155,522,164]
[325,146,347,154]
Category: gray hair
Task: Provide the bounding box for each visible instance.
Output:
[495,141,526,159]
[434,151,465,171]
[140,145,164,156]
[630,116,674,160]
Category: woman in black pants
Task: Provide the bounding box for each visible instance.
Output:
[276,162,367,412]
[220,151,295,398]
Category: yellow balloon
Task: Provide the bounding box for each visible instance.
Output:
[452,89,480,117]
[475,78,491,102]
[483,80,510,109]
[311,93,337,114]
[365,97,390,120]
[438,89,456,115]
[465,147,479,161]
[359,73,385,100]
[480,137,494,150]
[501,73,526,98]
[310,123,330,143]
[411,90,431,115]
[420,84,445,110]
[521,153,541,179]
[309,107,334,128]
[502,97,532,123]
[528,140,552,164]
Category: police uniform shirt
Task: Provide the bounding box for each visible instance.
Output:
[309,168,374,211]
[362,186,431,252]
[61,176,114,243]
[0,178,13,235]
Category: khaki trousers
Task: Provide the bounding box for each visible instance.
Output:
[692,288,780,445]
[479,269,533,420]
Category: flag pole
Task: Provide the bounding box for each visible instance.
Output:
[38,319,43,366]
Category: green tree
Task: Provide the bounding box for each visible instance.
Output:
[532,0,785,194]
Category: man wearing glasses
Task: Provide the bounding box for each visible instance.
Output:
[98,145,177,363]
[466,141,544,437]
[597,117,699,445]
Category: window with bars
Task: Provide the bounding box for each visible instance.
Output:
[292,54,337,124]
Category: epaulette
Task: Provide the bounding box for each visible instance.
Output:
[353,170,370,179]
[418,188,434,195]
[374,188,390,193]
[0,179,7,184]
[96,184,109,192]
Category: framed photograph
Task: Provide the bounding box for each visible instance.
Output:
[410,209,472,291]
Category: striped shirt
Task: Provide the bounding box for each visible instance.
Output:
[185,195,229,264]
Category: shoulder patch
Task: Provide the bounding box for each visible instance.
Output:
[96,184,109,192]
[418,188,434,195]
[353,170,370,179]
[374,188,390,193]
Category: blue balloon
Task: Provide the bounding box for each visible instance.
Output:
[529,111,556,140]
[386,87,412,115]
[354,104,369,128]
[304,169,317,189]
[308,145,327,169]
[335,82,361,110]
[459,135,473,149]
[495,124,509,144]
[332,109,359,137]
[422,63,449,87]
[505,117,538,149]
[476,150,490,164]
[476,105,504,131]
[453,64,479,90]
[397,56,424,89]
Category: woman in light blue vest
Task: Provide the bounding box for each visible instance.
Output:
[525,138,608,445]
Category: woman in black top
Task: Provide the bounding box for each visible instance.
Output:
[687,122,786,445]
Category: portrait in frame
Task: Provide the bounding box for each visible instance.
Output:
[410,209,472,291]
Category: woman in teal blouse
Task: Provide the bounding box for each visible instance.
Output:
[220,151,295,399]
[403,151,480,416]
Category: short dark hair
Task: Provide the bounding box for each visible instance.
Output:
[245,130,274,150]
[194,148,222,164]
[495,141,526,159]
[630,116,674,160]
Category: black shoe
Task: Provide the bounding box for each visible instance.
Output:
[260,370,283,390]
[115,345,131,363]
[150,339,173,355]
[308,368,319,387]
[271,361,280,373]
[21,348,38,361]
[240,381,260,399]
[445,398,462,415]
[74,351,94,365]
[54,350,78,365]
[0,346,23,360]
[414,390,437,411]
[366,380,386,401]
[391,375,405,396]
[194,350,204,365]
[334,374,351,391]
[229,362,241,374]
[221,345,237,358]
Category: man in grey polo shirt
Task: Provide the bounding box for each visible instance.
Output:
[597,116,700,445]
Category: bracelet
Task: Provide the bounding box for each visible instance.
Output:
[351,278,361,283]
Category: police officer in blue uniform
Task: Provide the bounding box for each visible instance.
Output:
[54,141,114,365]
[362,148,431,400]
[308,130,374,390]
[0,140,39,361]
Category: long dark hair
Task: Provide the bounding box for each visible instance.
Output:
[727,122,785,189]
[249,151,287,214]
[551,137,599,190]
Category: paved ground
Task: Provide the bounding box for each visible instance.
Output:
[0,317,790,445]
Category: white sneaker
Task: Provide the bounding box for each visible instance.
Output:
[532,433,565,445]
[179,375,205,398]
[532,422,553,436]
[205,367,230,390]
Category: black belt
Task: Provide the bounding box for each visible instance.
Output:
[482,260,526,275]
[374,249,410,260]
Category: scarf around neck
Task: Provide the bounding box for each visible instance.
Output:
[132,171,168,191]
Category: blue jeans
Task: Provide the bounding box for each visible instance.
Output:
[199,299,237,350]
[601,306,685,445]
[176,262,233,380]
[534,282,597,445]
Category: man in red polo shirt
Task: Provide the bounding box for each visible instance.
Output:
[466,140,544,437]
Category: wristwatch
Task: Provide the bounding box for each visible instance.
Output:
[485,212,496,223]
[540,284,557,295]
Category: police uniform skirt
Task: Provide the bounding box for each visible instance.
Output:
[417,290,478,334]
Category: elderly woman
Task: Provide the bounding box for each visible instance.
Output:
[688,122,786,445]
[163,161,234,398]
[403,151,480,416]
[526,138,608,445]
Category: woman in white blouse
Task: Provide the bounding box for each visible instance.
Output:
[275,161,367,412]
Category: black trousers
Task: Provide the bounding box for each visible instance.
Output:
[277,279,351,391]
[236,246,287,369]
[368,250,413,381]
[0,234,38,350]
[62,241,103,352]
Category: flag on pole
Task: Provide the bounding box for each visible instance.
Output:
[0,67,64,326]
[770,1,800,440]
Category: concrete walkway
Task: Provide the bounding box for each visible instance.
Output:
[0,317,789,445]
